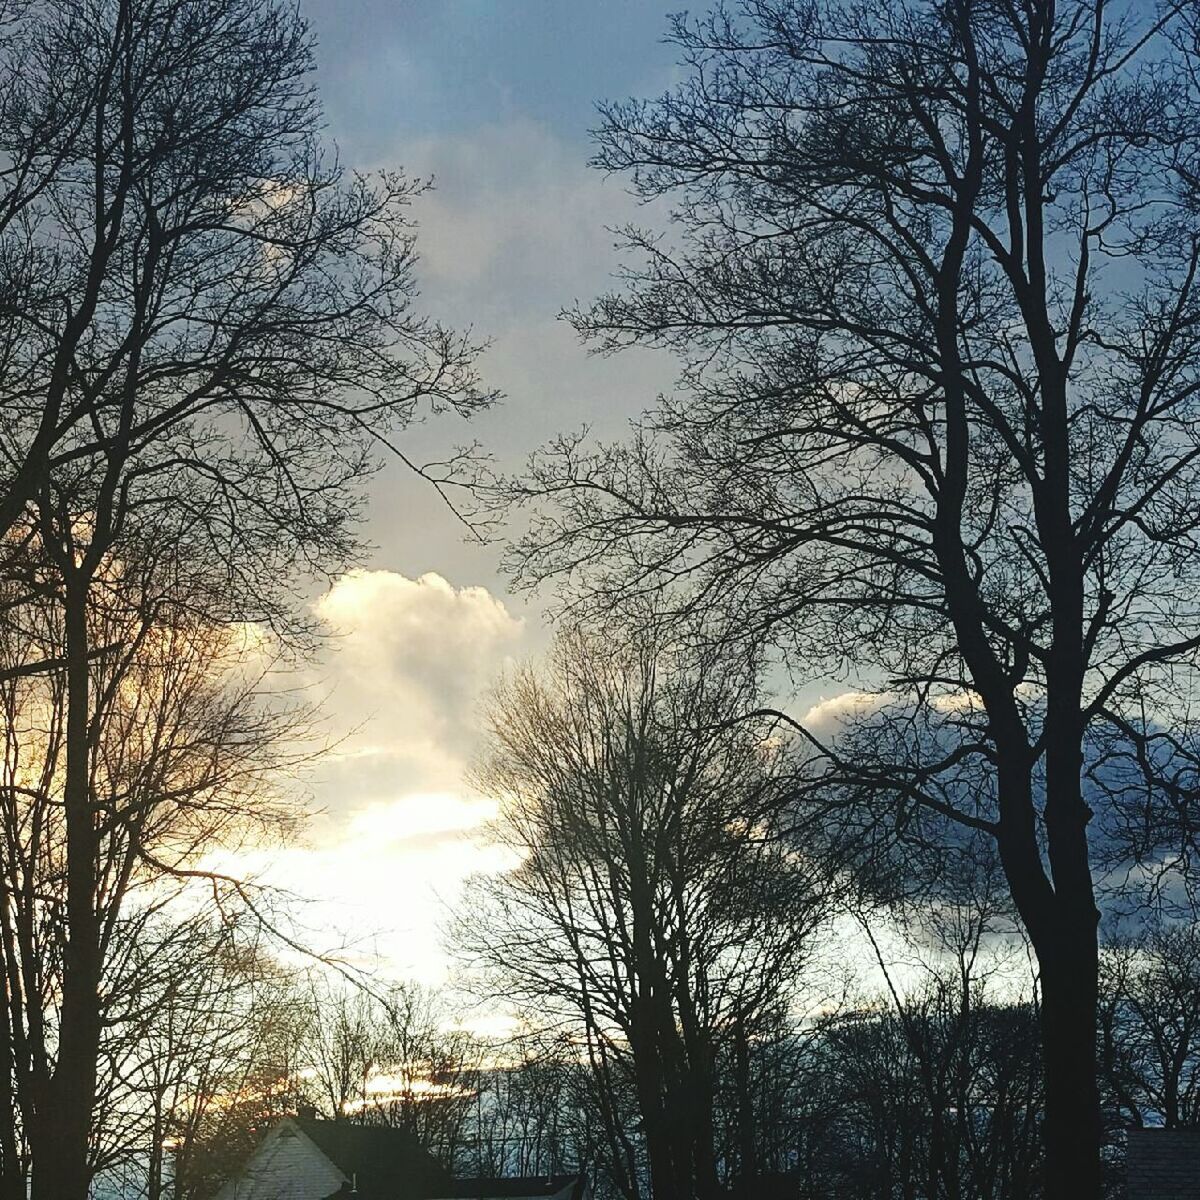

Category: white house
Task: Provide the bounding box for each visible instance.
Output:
[213,1112,589,1200]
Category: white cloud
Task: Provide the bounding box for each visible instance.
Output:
[204,818,516,985]
[347,791,497,843]
[801,690,888,738]
[215,122,678,982]
[930,689,984,715]
[311,569,525,801]
[214,571,528,980]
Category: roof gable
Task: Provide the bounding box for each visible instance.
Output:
[214,1116,585,1200]
[212,1119,346,1200]
[293,1117,452,1200]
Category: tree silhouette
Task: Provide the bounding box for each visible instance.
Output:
[0,2,491,1196]
[506,3,1200,1193]
[458,626,829,1200]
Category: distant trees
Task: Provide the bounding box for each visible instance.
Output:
[0,0,490,1196]
[825,875,1044,1200]
[463,1035,600,1183]
[504,3,1200,1194]
[798,989,1042,1200]
[88,959,486,1198]
[457,627,831,1200]
[456,790,1057,1200]
[103,917,307,1200]
[303,978,480,1168]
[1100,922,1200,1132]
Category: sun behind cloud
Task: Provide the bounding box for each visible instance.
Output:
[215,571,529,979]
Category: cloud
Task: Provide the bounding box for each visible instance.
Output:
[311,569,525,802]
[343,128,683,651]
[211,571,528,981]
[206,810,516,984]
[355,120,679,566]
[399,121,642,305]
[801,691,888,738]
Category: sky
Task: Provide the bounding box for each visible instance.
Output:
[309,0,686,591]
[213,2,691,983]
[191,0,931,997]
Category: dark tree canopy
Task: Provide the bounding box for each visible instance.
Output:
[504,2,1200,1195]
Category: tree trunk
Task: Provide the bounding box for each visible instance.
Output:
[675,1028,721,1200]
[0,1001,24,1200]
[731,1016,757,1190]
[995,749,1102,1200]
[628,1016,678,1200]
[30,574,99,1200]
[148,1095,165,1200]
[1038,925,1102,1200]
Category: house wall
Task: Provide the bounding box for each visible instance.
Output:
[212,1120,347,1200]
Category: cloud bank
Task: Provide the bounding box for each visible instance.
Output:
[312,569,524,800]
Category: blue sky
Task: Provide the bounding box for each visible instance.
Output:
[301,0,686,593]
[305,1,684,152]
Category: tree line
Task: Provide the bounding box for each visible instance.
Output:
[448,625,1200,1200]
[61,819,1199,1200]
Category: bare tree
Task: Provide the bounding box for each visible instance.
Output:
[90,911,294,1200]
[503,3,1200,1192]
[0,544,307,1200]
[457,626,830,1200]
[164,956,314,1200]
[847,863,1044,1200]
[463,1032,597,1183]
[363,983,480,1169]
[0,0,488,566]
[807,985,1043,1200]
[0,1,102,546]
[0,1,490,1196]
[1099,921,1200,1131]
[300,977,480,1169]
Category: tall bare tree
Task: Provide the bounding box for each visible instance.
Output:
[0,542,306,1200]
[457,627,829,1200]
[505,3,1200,1193]
[93,912,289,1200]
[163,954,314,1200]
[0,1,490,1196]
[0,0,488,564]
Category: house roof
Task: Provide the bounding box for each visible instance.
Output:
[434,1175,586,1200]
[1126,1127,1200,1199]
[256,1116,584,1200]
[294,1116,452,1200]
